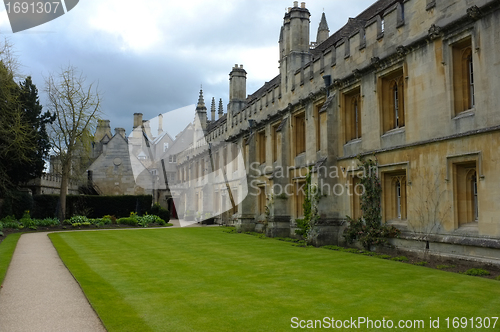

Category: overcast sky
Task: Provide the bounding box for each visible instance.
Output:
[0,0,374,137]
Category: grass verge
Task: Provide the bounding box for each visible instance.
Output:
[0,233,22,285]
[50,228,500,332]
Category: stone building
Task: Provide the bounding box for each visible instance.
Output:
[173,0,500,262]
[86,115,192,218]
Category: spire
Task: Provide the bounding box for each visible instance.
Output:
[218,98,224,116]
[319,12,329,30]
[211,97,216,121]
[196,88,207,113]
[316,12,330,45]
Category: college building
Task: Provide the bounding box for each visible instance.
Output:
[171,0,500,263]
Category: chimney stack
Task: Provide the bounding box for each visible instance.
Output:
[115,128,126,138]
[142,120,152,139]
[94,119,112,142]
[133,113,143,128]
[280,2,311,92]
[158,113,163,135]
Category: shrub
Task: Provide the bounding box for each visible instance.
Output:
[34,218,59,227]
[391,256,409,262]
[102,215,116,224]
[322,245,342,251]
[31,195,59,218]
[413,261,428,266]
[222,227,236,233]
[375,254,392,259]
[20,210,37,230]
[294,219,308,237]
[69,216,90,224]
[140,214,165,226]
[32,194,153,219]
[137,217,149,228]
[494,276,500,281]
[343,157,401,249]
[436,264,456,270]
[150,203,170,223]
[276,237,302,243]
[463,268,490,276]
[1,221,20,229]
[1,216,20,229]
[1,191,33,219]
[117,217,138,226]
[294,168,320,240]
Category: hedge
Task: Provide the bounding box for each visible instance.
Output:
[32,195,153,219]
[0,191,34,219]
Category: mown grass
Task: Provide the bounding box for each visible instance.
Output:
[49,228,500,332]
[0,233,22,285]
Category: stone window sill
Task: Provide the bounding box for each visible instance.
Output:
[344,138,362,146]
[381,127,405,137]
[453,109,475,120]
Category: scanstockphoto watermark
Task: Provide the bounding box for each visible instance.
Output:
[248,162,378,180]
[3,0,79,33]
[249,178,365,198]
[248,162,377,198]
[290,316,499,329]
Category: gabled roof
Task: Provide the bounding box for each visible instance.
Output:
[153,130,173,145]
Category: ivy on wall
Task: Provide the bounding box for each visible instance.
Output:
[344,156,400,249]
[295,167,320,241]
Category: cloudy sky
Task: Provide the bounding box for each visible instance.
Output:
[0,0,373,137]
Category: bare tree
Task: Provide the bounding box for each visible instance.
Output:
[0,37,22,80]
[45,65,101,222]
[408,170,450,252]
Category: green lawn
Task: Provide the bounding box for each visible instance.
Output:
[49,228,500,332]
[0,233,22,286]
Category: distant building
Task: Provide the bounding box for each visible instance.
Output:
[86,115,193,218]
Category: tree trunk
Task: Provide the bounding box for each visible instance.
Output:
[58,162,71,223]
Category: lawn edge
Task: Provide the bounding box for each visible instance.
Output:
[0,233,22,286]
[49,232,155,332]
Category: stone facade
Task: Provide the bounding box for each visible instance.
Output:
[86,115,192,217]
[173,0,500,263]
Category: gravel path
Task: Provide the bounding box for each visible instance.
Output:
[0,232,106,332]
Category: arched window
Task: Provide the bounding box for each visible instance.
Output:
[381,69,405,133]
[344,88,361,142]
[453,38,474,114]
[384,174,407,221]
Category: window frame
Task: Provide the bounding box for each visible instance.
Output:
[380,68,405,133]
[294,112,306,156]
[343,87,362,143]
[452,37,474,115]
